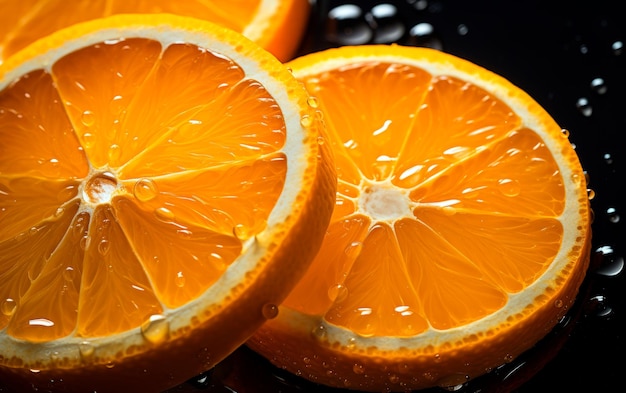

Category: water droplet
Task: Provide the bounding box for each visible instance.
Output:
[262,303,279,319]
[586,295,613,318]
[497,178,521,197]
[79,134,95,151]
[612,40,623,55]
[110,95,125,116]
[317,135,325,145]
[108,144,122,163]
[63,266,77,282]
[97,239,110,256]
[570,172,582,187]
[54,206,65,218]
[352,363,365,374]
[606,207,620,223]
[300,114,313,127]
[30,369,41,374]
[141,314,170,344]
[78,341,96,359]
[590,77,607,95]
[1,298,16,316]
[594,245,624,277]
[326,4,373,45]
[437,374,469,390]
[408,23,443,50]
[554,299,563,308]
[603,152,613,165]
[587,188,595,200]
[105,361,115,369]
[233,223,252,240]
[155,207,175,222]
[133,178,158,202]
[177,229,193,239]
[327,284,349,303]
[344,241,363,259]
[457,24,469,35]
[82,172,118,204]
[561,128,570,137]
[80,235,91,250]
[307,96,319,108]
[576,97,592,117]
[175,271,186,288]
[411,0,429,11]
[81,110,95,127]
[367,4,405,44]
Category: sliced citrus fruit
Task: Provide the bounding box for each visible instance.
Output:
[0,13,335,393]
[0,0,310,63]
[247,45,592,391]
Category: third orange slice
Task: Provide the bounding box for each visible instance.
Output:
[0,0,310,63]
[247,45,592,391]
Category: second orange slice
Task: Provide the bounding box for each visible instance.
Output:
[247,45,592,391]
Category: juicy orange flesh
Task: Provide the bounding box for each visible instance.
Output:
[283,62,565,336]
[0,38,287,342]
[0,0,261,61]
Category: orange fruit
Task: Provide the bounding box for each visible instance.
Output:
[0,14,335,393]
[0,0,310,63]
[247,45,592,391]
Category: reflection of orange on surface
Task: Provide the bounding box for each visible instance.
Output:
[248,45,592,391]
[0,0,310,63]
[0,14,335,392]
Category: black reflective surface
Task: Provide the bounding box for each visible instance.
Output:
[170,1,624,392]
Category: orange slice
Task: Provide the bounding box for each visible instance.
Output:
[247,45,592,391]
[0,14,335,392]
[0,0,310,63]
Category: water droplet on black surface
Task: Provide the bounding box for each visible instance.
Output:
[594,245,624,277]
[408,0,429,11]
[590,77,608,95]
[606,206,620,223]
[367,3,406,43]
[576,97,592,117]
[326,4,373,45]
[407,22,443,49]
[611,40,623,55]
[586,295,613,318]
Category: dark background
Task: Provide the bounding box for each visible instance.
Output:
[172,1,624,392]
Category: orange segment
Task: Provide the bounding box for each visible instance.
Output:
[0,0,310,62]
[0,14,335,393]
[247,45,591,392]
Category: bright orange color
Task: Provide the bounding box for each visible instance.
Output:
[0,14,335,393]
[0,0,310,63]
[247,45,592,391]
